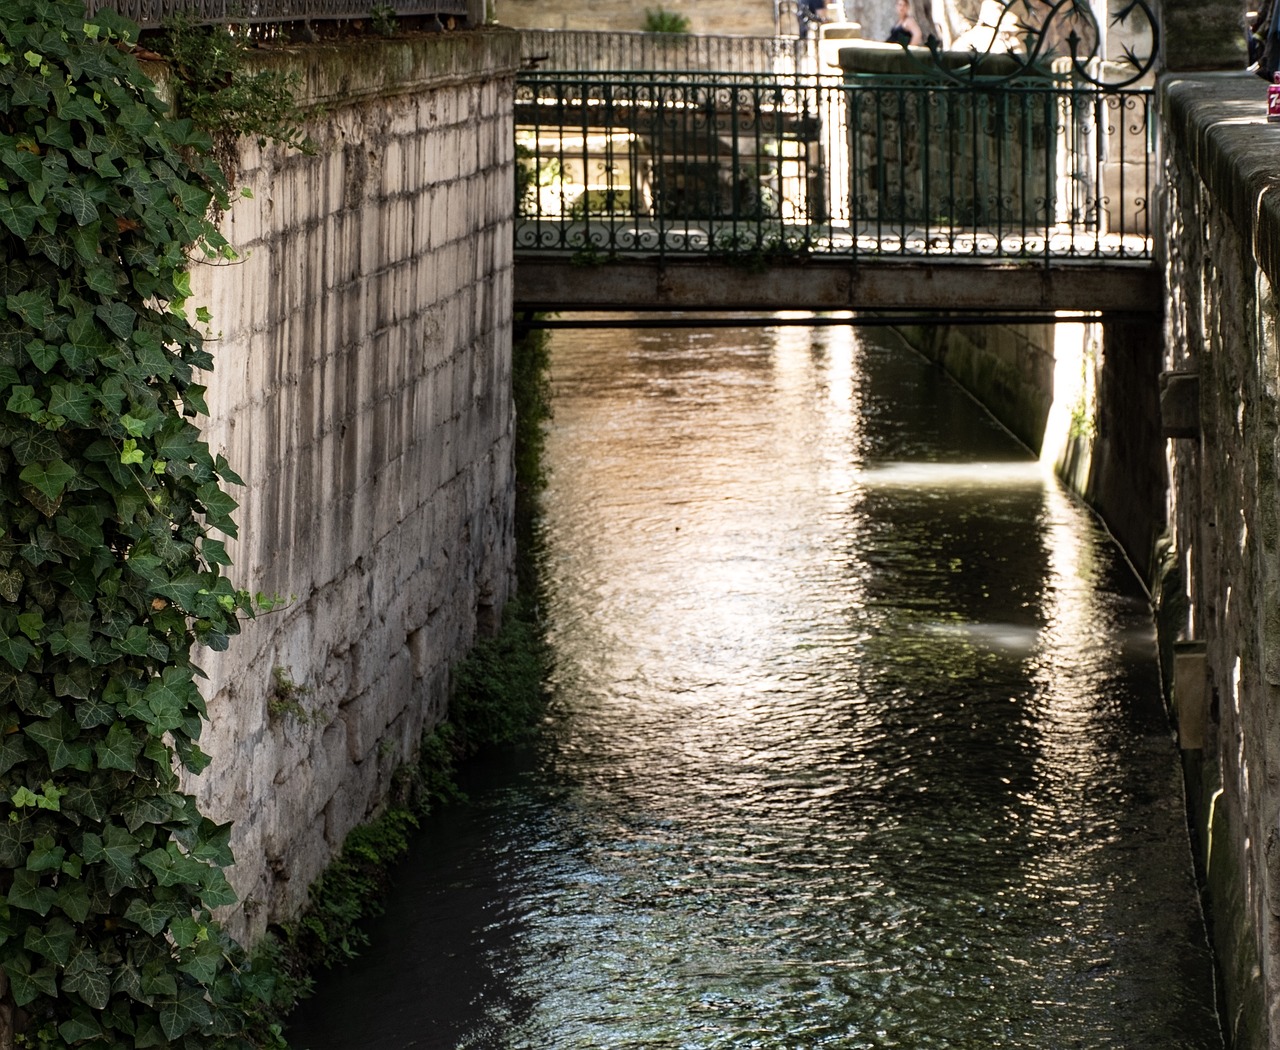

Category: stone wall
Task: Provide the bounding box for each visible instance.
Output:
[182,30,521,942]
[1161,70,1280,1050]
[495,0,777,37]
[893,318,1166,582]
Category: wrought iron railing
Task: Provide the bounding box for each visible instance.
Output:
[519,29,814,76]
[85,0,467,30]
[514,70,1154,262]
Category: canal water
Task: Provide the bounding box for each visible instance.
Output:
[286,322,1222,1050]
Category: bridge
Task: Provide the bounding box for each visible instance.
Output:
[512,16,1161,321]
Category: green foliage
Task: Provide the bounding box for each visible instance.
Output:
[0,0,269,1044]
[266,667,315,725]
[448,604,549,754]
[643,6,691,33]
[256,601,549,1033]
[369,4,398,37]
[157,16,312,158]
[512,322,552,555]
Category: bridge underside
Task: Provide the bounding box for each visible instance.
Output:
[513,258,1162,320]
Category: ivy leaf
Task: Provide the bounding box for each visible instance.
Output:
[58,1011,104,1043]
[25,834,66,873]
[159,982,212,1040]
[8,869,58,916]
[0,631,36,671]
[124,898,171,936]
[177,938,223,985]
[0,732,30,776]
[47,381,94,425]
[144,668,199,730]
[74,694,116,729]
[196,481,238,534]
[181,383,209,416]
[54,879,91,923]
[112,960,147,1004]
[54,506,105,552]
[23,915,75,965]
[120,439,145,466]
[96,720,141,771]
[7,958,59,1006]
[16,611,43,640]
[81,824,139,893]
[6,289,50,328]
[19,459,75,501]
[24,340,58,373]
[25,711,92,772]
[134,1016,169,1048]
[0,568,22,601]
[168,914,201,948]
[94,300,136,339]
[63,944,113,1009]
[0,145,44,183]
[6,384,42,415]
[198,865,238,908]
[0,193,43,238]
[57,183,101,226]
[122,794,180,832]
[140,843,206,888]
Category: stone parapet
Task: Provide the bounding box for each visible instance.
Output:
[184,30,520,941]
[1160,0,1248,72]
[1160,69,1280,1050]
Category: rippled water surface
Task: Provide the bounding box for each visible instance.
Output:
[287,323,1222,1050]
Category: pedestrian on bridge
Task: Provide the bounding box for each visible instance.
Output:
[887,0,925,45]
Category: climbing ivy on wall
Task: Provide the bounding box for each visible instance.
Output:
[0,0,268,1045]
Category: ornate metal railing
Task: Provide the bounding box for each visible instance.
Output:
[519,29,814,77]
[514,70,1154,262]
[85,0,468,30]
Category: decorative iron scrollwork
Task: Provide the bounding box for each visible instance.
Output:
[897,0,1158,89]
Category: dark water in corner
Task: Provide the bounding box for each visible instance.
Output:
[286,322,1222,1050]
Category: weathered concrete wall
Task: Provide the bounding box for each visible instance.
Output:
[183,30,521,942]
[1161,70,1280,1050]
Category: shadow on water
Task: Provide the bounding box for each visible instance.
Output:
[286,322,1222,1050]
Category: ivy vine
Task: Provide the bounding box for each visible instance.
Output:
[0,0,270,1045]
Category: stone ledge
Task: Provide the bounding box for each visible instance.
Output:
[1161,71,1280,286]
[143,27,521,109]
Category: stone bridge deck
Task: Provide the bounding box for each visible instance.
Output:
[513,255,1162,318]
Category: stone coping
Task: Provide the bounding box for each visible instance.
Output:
[1162,71,1280,287]
[141,26,521,108]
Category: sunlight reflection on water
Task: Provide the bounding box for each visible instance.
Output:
[285,322,1222,1050]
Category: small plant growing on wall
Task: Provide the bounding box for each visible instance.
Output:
[156,13,314,181]
[269,667,317,725]
[370,4,399,36]
[643,6,691,33]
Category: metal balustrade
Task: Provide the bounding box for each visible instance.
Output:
[518,29,815,77]
[515,70,1154,263]
[85,0,468,30]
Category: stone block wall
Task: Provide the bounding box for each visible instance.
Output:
[181,30,521,942]
[1160,70,1280,1050]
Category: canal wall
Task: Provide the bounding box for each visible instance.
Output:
[183,31,521,942]
[892,319,1167,582]
[1158,70,1280,1050]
